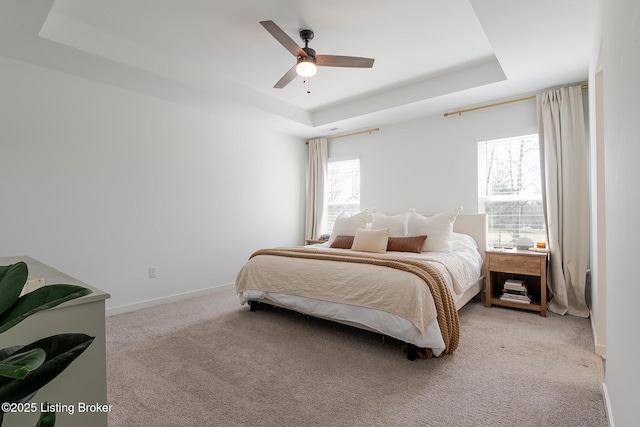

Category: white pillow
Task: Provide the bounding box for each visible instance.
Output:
[371,212,409,237]
[327,211,370,245]
[453,232,478,250]
[407,208,461,252]
[351,228,390,253]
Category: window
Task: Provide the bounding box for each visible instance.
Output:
[477,134,546,247]
[325,159,360,235]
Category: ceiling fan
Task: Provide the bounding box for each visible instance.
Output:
[260,20,375,89]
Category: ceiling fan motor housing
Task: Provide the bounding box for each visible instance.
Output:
[299,29,314,43]
[297,55,316,65]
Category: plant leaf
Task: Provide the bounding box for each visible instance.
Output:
[0,348,45,379]
[36,404,56,427]
[0,346,24,361]
[0,263,28,316]
[0,285,92,334]
[0,334,94,403]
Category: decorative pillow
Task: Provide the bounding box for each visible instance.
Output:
[387,235,428,253]
[371,212,409,237]
[330,235,355,249]
[407,208,461,252]
[351,228,390,253]
[327,210,369,245]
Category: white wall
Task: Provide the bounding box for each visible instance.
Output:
[328,99,538,215]
[599,0,640,425]
[588,38,607,357]
[0,56,306,312]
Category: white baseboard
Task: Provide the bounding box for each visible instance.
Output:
[602,382,614,427]
[590,308,607,358]
[106,282,235,316]
[595,343,607,358]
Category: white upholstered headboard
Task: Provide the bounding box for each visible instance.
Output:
[453,213,487,262]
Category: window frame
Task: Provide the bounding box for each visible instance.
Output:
[477,133,546,248]
[324,157,361,235]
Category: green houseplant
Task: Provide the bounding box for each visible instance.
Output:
[0,262,95,426]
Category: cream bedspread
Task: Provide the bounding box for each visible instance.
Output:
[235,247,462,353]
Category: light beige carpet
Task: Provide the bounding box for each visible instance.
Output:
[106,288,607,427]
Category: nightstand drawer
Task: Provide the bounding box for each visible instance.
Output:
[489,253,541,275]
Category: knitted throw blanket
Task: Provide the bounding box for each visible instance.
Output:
[248,248,460,354]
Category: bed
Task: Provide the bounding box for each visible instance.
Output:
[235,211,487,360]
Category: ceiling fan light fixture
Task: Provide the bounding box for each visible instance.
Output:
[296,56,317,77]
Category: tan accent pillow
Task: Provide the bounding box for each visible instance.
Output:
[330,235,355,249]
[387,235,428,253]
[351,228,390,253]
[327,210,369,246]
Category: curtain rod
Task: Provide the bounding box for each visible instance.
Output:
[305,127,379,144]
[443,84,589,117]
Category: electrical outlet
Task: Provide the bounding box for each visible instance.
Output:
[148,266,157,279]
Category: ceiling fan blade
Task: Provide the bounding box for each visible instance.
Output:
[273,66,298,88]
[316,55,375,68]
[260,20,307,57]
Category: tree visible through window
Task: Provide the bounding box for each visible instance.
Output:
[325,159,360,234]
[478,135,546,247]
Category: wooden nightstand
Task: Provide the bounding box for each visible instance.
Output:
[485,249,549,316]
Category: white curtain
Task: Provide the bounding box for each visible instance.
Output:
[305,138,328,240]
[536,85,590,317]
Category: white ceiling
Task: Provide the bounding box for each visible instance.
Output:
[0,0,596,137]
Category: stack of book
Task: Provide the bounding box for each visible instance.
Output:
[500,279,531,304]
